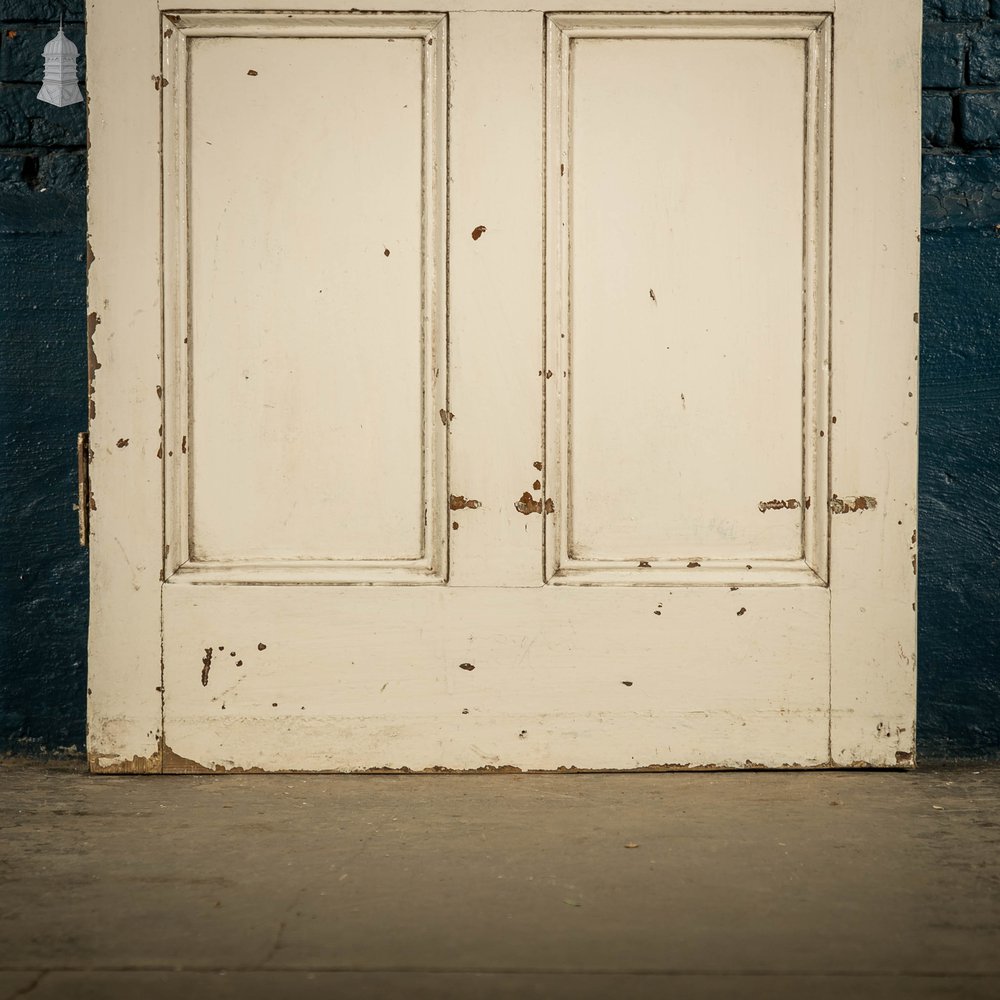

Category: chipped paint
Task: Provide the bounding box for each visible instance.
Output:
[116,438,129,448]
[758,498,800,513]
[829,495,878,514]
[450,494,482,511]
[459,662,475,671]
[471,225,487,241]
[87,312,101,421]
[438,408,454,426]
[200,647,213,687]
[514,492,554,515]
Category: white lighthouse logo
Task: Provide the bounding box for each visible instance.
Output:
[37,19,83,108]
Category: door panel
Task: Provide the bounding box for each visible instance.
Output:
[545,14,830,587]
[86,0,920,773]
[165,14,448,584]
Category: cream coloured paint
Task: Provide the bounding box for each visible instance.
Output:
[86,0,920,773]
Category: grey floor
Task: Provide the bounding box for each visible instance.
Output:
[1,760,999,999]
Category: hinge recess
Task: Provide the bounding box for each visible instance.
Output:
[76,431,91,547]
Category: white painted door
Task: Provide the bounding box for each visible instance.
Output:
[86,0,921,773]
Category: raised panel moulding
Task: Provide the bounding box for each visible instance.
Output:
[544,13,831,588]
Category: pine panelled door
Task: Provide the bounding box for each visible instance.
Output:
[86,0,920,773]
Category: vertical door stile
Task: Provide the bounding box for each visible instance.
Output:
[447,12,546,587]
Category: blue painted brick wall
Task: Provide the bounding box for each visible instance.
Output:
[1,3,999,758]
[0,0,87,754]
[921,0,1000,758]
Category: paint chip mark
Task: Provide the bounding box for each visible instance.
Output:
[450,494,482,511]
[515,493,554,515]
[737,607,747,616]
[200,648,213,686]
[462,708,469,715]
[519,730,528,739]
[384,247,390,257]
[624,842,639,849]
[6,30,17,38]
[152,75,168,90]
[181,436,187,454]
[638,561,651,569]
[759,498,800,513]
[164,28,173,38]
[247,69,258,76]
[829,495,877,514]
[87,312,102,420]
[533,461,543,471]
[471,225,487,241]
[258,643,267,651]
[116,438,129,448]
[452,521,459,530]
[649,289,657,303]
[439,408,454,426]
[622,681,633,687]
[459,662,475,671]
[236,660,242,667]
[687,561,701,568]
[533,479,542,491]
[896,751,913,764]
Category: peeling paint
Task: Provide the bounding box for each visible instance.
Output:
[87,312,101,421]
[471,225,487,241]
[759,498,800,513]
[829,495,878,514]
[200,647,213,687]
[514,492,554,515]
[450,494,482,511]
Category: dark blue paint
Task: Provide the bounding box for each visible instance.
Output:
[1,7,999,758]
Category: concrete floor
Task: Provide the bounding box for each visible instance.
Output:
[1,761,999,999]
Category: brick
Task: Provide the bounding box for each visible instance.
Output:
[0,82,30,144]
[924,92,956,146]
[0,24,85,83]
[0,150,30,190]
[925,0,990,19]
[970,26,1000,83]
[923,152,1000,227]
[36,148,83,195]
[0,2,84,21]
[924,25,967,89]
[960,90,1000,145]
[0,82,83,147]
